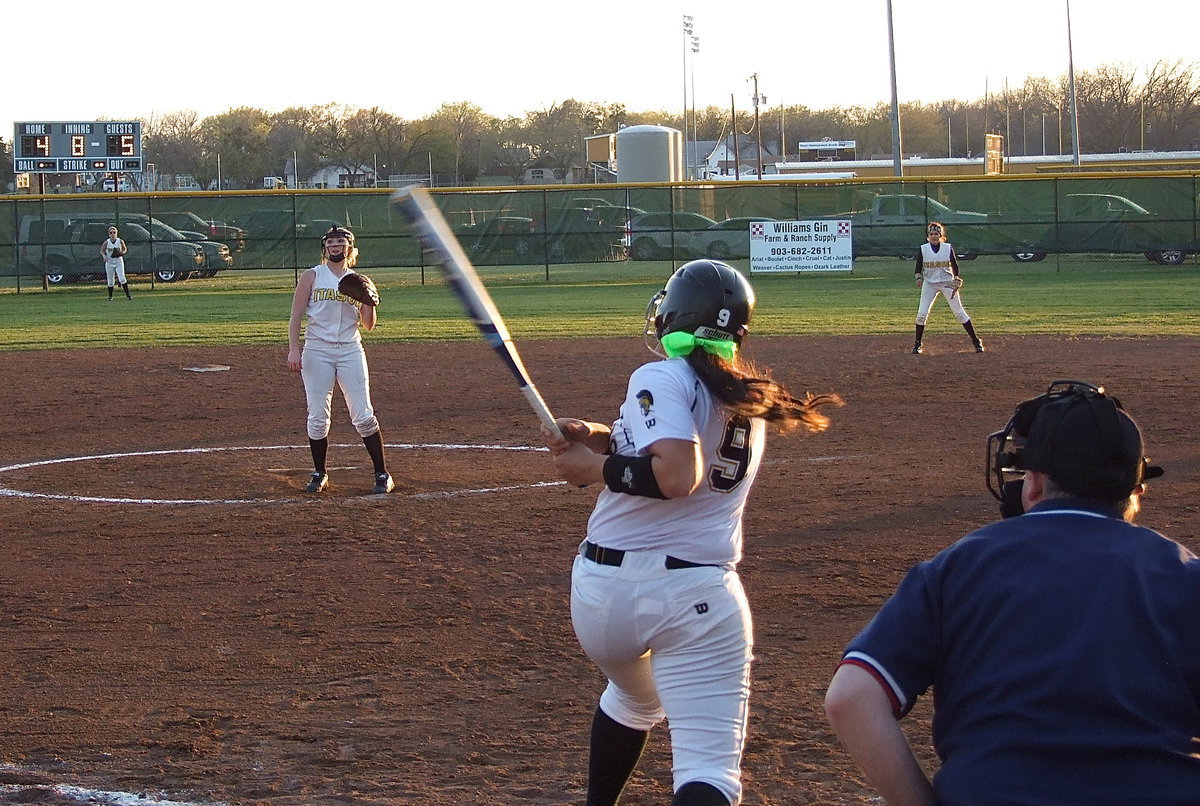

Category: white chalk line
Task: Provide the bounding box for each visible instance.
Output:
[0,773,227,806]
[0,443,562,505]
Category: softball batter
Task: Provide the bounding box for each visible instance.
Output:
[542,260,841,806]
[287,225,393,495]
[101,225,132,300]
[911,221,984,354]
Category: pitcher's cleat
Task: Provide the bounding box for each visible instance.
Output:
[372,473,394,495]
[305,472,329,493]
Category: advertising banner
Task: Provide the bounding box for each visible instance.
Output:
[749,219,853,273]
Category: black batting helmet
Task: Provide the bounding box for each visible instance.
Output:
[644,259,755,357]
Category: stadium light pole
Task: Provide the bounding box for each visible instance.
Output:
[683,15,693,178]
[691,34,700,179]
[1066,0,1081,166]
[886,0,904,176]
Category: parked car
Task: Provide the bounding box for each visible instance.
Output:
[230,210,311,244]
[627,211,717,260]
[154,211,247,252]
[689,217,778,260]
[1008,193,1191,265]
[465,216,537,262]
[17,214,205,284]
[170,229,234,276]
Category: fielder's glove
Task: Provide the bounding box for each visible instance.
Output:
[915,274,923,287]
[949,275,964,290]
[338,272,380,307]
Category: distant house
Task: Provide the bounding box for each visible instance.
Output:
[284,157,377,189]
[703,134,778,178]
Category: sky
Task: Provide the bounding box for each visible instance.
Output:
[5,0,1197,141]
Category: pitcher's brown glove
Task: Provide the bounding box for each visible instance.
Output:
[339,272,379,307]
[949,275,964,290]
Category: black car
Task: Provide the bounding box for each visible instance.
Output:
[155,211,247,252]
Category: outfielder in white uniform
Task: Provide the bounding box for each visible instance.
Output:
[100,226,132,300]
[542,260,842,806]
[911,221,984,354]
[287,226,393,495]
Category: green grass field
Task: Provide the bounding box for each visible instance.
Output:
[0,254,1197,351]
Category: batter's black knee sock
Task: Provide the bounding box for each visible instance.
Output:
[913,323,925,349]
[308,437,328,474]
[672,782,731,806]
[362,430,387,476]
[122,282,131,299]
[585,707,650,806]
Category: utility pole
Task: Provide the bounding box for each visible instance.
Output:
[730,94,740,180]
[749,73,764,179]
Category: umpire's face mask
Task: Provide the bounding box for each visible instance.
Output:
[999,479,1025,518]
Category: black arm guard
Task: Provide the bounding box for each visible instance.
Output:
[603,454,667,499]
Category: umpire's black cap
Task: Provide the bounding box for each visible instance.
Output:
[1018,383,1163,501]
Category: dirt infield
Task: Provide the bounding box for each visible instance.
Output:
[2,335,1198,805]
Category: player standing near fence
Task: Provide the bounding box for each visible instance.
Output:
[911,222,984,354]
[287,225,393,495]
[101,225,132,300]
[541,260,841,806]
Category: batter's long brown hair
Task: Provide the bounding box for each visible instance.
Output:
[686,350,843,433]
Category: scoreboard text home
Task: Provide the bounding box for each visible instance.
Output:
[13,121,142,174]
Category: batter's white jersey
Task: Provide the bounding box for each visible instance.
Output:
[585,357,765,566]
[304,264,363,345]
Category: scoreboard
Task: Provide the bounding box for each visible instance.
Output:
[13,121,142,174]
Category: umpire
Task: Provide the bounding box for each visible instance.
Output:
[824,380,1200,806]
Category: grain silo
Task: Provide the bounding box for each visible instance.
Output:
[616,125,683,183]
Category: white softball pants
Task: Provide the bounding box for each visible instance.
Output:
[915,281,970,325]
[300,340,380,440]
[570,546,753,805]
[104,258,127,286]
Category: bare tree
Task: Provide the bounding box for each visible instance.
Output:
[143,110,204,187]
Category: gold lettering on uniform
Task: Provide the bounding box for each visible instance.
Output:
[311,288,354,303]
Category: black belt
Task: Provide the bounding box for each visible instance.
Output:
[583,540,718,570]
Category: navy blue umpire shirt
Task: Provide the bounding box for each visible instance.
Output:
[841,497,1200,805]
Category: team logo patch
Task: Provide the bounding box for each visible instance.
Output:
[637,389,654,416]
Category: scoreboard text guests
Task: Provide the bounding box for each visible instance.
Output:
[13,121,142,173]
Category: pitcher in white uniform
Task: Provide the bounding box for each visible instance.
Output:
[100,226,132,300]
[911,221,984,354]
[541,260,842,806]
[287,225,393,495]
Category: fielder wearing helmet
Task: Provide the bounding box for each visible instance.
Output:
[321,225,359,269]
[541,259,841,805]
[828,382,1198,805]
[287,222,392,496]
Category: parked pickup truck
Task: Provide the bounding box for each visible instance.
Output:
[18,214,206,284]
[822,194,988,258]
[1007,193,1191,265]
